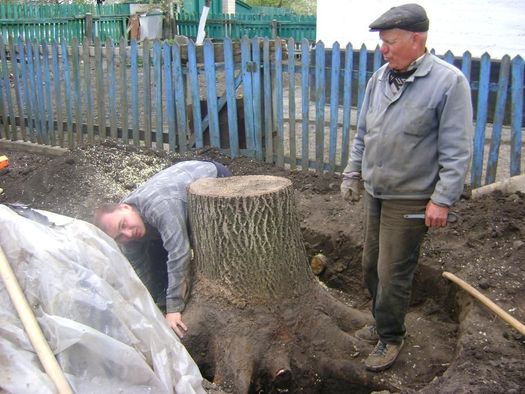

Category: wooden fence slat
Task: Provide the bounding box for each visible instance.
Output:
[187,40,202,149]
[252,37,263,161]
[33,40,48,144]
[203,39,220,148]
[173,42,187,152]
[94,37,106,141]
[83,38,93,143]
[51,40,63,146]
[25,40,38,143]
[130,39,139,145]
[223,36,239,158]
[287,37,296,169]
[71,38,83,144]
[314,41,325,172]
[461,51,472,81]
[163,41,175,151]
[328,41,340,172]
[240,36,255,154]
[24,24,30,42]
[263,37,273,163]
[357,44,368,120]
[143,39,152,148]
[300,38,309,170]
[107,37,117,140]
[8,36,25,140]
[485,55,510,184]
[275,38,284,167]
[19,37,33,141]
[341,42,353,170]
[373,45,382,72]
[42,40,55,145]
[444,50,454,65]
[471,53,491,187]
[61,39,73,147]
[153,39,163,149]
[119,37,127,144]
[510,56,524,176]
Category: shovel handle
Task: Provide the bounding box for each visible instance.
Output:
[0,246,73,394]
[443,271,525,336]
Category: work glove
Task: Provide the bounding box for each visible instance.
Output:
[340,172,362,202]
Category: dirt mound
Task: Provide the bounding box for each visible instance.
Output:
[0,142,523,393]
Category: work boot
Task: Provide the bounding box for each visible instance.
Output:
[364,340,404,372]
[355,324,379,343]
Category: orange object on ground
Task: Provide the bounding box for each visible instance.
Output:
[0,155,8,170]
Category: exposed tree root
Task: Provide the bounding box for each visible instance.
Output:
[183,277,393,393]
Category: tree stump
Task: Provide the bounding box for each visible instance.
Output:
[189,175,313,302]
[184,175,393,393]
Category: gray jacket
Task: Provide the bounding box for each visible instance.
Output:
[344,53,473,206]
[121,161,218,313]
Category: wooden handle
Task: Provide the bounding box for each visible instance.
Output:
[0,246,73,394]
[443,271,525,336]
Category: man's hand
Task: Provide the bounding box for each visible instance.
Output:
[341,172,362,202]
[166,312,188,339]
[425,201,449,228]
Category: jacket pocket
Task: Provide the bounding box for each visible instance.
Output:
[403,105,435,136]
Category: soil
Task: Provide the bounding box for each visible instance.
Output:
[0,141,524,393]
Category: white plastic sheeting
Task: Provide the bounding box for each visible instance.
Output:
[0,205,205,394]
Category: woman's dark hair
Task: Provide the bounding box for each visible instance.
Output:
[93,203,120,228]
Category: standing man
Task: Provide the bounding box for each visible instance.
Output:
[94,160,231,339]
[341,4,473,372]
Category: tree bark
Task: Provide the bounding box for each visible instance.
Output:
[189,175,314,302]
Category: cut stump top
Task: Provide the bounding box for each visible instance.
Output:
[189,175,292,198]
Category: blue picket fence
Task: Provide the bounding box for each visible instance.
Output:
[0,36,523,188]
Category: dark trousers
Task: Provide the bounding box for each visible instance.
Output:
[362,192,428,345]
[175,159,232,178]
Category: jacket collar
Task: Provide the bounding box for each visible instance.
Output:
[378,52,433,82]
[410,52,433,80]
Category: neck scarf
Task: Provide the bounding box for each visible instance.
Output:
[388,68,417,90]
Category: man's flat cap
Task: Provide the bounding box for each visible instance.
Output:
[369,3,429,32]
